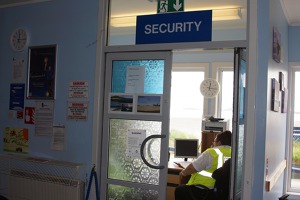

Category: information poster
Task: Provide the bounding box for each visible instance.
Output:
[126,129,146,158]
[68,81,89,99]
[125,66,145,93]
[3,127,29,154]
[67,101,88,120]
[35,101,54,136]
[12,58,25,82]
[9,83,25,111]
[51,125,65,151]
[24,107,35,124]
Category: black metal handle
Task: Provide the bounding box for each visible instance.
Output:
[140,134,166,169]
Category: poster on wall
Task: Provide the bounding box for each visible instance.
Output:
[35,101,54,136]
[68,81,89,99]
[12,58,25,82]
[67,101,88,120]
[9,83,25,111]
[24,107,35,124]
[27,45,57,99]
[271,78,280,112]
[3,127,29,154]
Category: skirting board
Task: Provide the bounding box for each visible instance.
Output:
[265,160,286,191]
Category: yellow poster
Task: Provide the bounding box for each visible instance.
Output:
[3,127,29,154]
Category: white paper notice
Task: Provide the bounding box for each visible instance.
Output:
[52,125,65,151]
[67,101,88,120]
[127,129,146,158]
[125,66,145,93]
[35,101,54,136]
[68,81,89,99]
[12,58,25,82]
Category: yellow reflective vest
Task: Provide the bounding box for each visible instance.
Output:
[187,146,231,188]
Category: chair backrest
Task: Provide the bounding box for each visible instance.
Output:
[212,158,231,200]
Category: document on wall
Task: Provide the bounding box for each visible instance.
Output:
[125,66,145,93]
[51,125,65,151]
[35,101,54,136]
[126,129,146,158]
[68,81,89,99]
[12,58,25,82]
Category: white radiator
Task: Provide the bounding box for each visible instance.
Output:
[9,170,84,200]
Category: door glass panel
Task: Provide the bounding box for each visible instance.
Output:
[108,119,161,184]
[234,49,246,197]
[291,72,300,188]
[111,60,164,94]
[107,184,159,200]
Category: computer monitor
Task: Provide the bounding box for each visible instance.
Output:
[174,139,199,161]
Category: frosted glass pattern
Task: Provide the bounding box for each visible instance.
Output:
[235,125,244,192]
[111,60,164,94]
[108,119,162,185]
[107,184,159,200]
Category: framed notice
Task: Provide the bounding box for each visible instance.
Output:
[271,78,280,112]
[27,45,57,99]
[67,101,88,120]
[272,27,281,63]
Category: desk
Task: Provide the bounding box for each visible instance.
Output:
[167,162,182,200]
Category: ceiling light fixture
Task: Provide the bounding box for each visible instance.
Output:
[110,7,242,28]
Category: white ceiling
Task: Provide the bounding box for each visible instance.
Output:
[281,0,300,26]
[0,0,299,26]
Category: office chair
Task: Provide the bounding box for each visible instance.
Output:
[212,158,231,200]
[188,184,211,200]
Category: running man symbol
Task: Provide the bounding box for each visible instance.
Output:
[159,0,168,13]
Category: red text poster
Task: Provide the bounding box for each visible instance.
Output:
[24,107,35,124]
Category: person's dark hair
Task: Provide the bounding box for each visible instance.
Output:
[215,130,232,146]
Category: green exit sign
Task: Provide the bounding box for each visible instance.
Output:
[157,0,184,13]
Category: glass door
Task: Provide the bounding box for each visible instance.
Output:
[231,48,246,200]
[100,52,172,200]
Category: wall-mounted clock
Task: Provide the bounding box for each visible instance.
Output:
[200,78,220,98]
[10,28,29,51]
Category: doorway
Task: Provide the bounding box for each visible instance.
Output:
[99,48,246,200]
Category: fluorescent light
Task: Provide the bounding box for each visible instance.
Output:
[212,8,242,21]
[110,8,242,27]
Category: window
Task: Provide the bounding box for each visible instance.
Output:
[169,62,233,149]
[215,63,234,131]
[288,66,300,193]
[169,64,206,147]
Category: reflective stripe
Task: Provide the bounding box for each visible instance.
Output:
[199,170,212,177]
[213,148,223,168]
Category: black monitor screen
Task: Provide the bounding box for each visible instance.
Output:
[174,139,199,160]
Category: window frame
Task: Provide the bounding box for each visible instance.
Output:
[211,62,234,118]
[287,63,300,195]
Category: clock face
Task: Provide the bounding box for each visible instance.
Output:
[200,78,220,98]
[10,28,28,51]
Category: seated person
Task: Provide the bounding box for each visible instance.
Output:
[175,130,232,200]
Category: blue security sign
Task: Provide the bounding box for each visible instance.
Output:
[136,10,212,44]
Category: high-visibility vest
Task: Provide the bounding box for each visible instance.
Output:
[187,146,231,188]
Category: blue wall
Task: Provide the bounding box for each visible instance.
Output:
[0,0,99,169]
[252,0,289,199]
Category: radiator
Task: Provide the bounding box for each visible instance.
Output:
[9,170,84,200]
